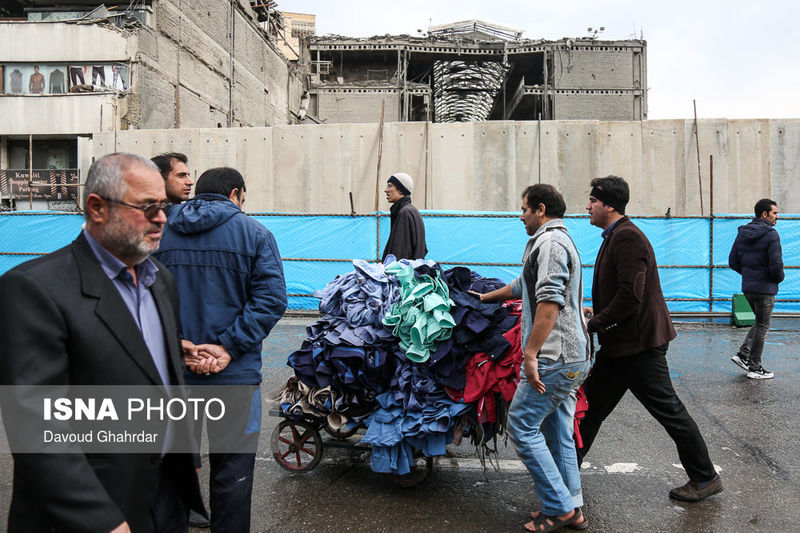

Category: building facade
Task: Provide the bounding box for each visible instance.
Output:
[0,0,304,210]
[305,20,647,124]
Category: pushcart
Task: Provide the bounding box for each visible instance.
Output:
[269,409,434,487]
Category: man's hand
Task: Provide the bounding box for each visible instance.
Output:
[182,339,198,361]
[468,290,485,302]
[523,355,545,394]
[196,344,232,374]
[110,522,131,533]
[472,284,513,304]
[187,354,216,375]
[183,339,217,374]
[583,306,594,327]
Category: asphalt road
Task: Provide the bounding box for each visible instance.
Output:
[2,318,799,532]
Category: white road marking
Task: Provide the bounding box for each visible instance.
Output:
[604,463,640,473]
[262,454,724,476]
[437,458,529,472]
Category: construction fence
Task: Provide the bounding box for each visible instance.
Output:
[1,211,799,315]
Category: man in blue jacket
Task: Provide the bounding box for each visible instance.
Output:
[153,167,287,532]
[728,198,784,380]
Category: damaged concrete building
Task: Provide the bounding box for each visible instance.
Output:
[306,20,647,124]
[0,5,649,212]
[0,0,303,209]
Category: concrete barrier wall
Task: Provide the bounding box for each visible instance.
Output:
[88,118,800,215]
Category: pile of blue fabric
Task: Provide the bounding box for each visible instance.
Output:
[278,257,519,476]
[281,260,399,427]
[361,351,471,474]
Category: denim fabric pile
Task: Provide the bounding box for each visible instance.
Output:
[275,256,522,475]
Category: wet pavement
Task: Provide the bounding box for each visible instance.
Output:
[1,318,799,532]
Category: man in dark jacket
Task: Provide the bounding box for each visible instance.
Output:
[728,198,783,379]
[0,153,204,532]
[381,172,428,261]
[153,168,287,533]
[578,175,722,502]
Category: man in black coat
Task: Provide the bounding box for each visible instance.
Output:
[728,198,784,379]
[0,153,204,533]
[578,175,722,503]
[381,172,427,261]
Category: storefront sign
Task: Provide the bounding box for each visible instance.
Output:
[0,169,80,200]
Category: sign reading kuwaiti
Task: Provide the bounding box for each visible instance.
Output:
[0,169,79,200]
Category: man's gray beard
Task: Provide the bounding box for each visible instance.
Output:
[99,209,161,265]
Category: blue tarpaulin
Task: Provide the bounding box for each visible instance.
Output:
[1,211,797,313]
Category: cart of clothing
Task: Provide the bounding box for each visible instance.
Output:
[272,256,524,475]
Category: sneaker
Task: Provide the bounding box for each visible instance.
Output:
[731,354,750,372]
[746,366,774,380]
[669,474,723,502]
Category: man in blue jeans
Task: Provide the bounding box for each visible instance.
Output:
[480,184,592,532]
[729,198,784,380]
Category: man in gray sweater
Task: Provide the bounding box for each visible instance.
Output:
[479,184,592,532]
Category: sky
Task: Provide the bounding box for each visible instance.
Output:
[287,0,800,120]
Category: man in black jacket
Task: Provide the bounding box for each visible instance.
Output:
[0,153,204,532]
[381,172,427,261]
[728,198,784,379]
[579,175,722,503]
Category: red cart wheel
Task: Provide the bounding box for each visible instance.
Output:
[271,419,323,472]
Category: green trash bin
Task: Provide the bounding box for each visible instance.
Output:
[731,293,755,327]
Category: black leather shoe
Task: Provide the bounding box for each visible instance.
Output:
[189,509,210,528]
[669,474,723,502]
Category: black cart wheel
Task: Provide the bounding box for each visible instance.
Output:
[322,423,359,440]
[389,455,434,487]
[271,419,323,473]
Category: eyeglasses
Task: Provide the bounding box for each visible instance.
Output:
[102,197,169,220]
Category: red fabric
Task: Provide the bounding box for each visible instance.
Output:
[446,299,590,445]
[446,314,523,424]
[573,384,589,449]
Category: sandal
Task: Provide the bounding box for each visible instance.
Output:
[529,508,587,531]
[567,508,588,530]
[522,508,579,532]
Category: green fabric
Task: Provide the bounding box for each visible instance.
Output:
[382,261,455,363]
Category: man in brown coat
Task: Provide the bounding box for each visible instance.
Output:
[577,175,723,502]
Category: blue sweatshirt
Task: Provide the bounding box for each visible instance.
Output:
[154,193,287,384]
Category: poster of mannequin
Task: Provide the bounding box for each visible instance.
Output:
[67,64,130,91]
[2,64,130,93]
[3,65,68,95]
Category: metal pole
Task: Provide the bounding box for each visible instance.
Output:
[537,113,542,184]
[373,100,385,212]
[422,120,428,209]
[228,0,234,127]
[376,212,381,262]
[113,101,118,152]
[374,100,386,261]
[693,99,704,215]
[543,47,549,120]
[709,154,714,313]
[28,134,33,210]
